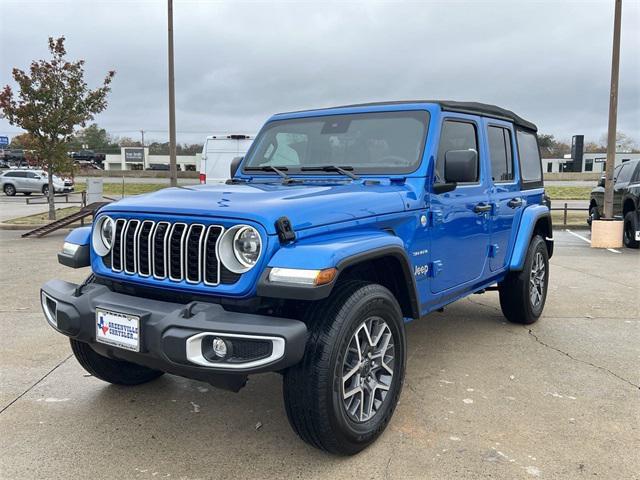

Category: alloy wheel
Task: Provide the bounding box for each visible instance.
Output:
[341,316,395,423]
[529,251,546,309]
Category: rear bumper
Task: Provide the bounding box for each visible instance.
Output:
[41,279,307,386]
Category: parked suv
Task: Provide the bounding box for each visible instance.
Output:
[588,158,640,248]
[42,101,553,454]
[0,169,71,196]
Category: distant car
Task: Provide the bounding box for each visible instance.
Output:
[588,158,640,248]
[0,169,72,196]
[0,159,9,169]
[69,149,105,164]
[146,163,170,171]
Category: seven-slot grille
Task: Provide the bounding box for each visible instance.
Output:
[109,219,237,285]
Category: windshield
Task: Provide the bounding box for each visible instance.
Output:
[243,110,429,175]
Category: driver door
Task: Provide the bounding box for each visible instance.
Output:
[429,116,491,294]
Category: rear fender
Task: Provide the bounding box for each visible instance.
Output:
[509,205,553,271]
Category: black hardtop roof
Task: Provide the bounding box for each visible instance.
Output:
[284,100,538,132]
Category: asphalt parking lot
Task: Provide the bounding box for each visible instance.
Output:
[0,228,638,480]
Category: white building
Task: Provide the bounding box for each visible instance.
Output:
[103,147,201,171]
[543,152,640,174]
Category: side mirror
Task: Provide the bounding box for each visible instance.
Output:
[597,177,605,187]
[444,149,478,183]
[230,156,243,178]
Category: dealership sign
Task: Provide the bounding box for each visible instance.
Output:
[124,148,144,163]
[0,136,8,146]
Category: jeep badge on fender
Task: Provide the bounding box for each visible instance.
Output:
[42,101,553,455]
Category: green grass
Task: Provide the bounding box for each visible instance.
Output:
[550,210,589,228]
[74,183,170,196]
[5,207,81,225]
[545,186,592,200]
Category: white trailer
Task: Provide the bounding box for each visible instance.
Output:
[199,134,254,184]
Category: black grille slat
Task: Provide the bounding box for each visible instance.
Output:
[168,224,187,280]
[204,226,223,285]
[185,225,205,283]
[138,221,154,276]
[111,219,126,271]
[124,220,140,273]
[152,222,169,278]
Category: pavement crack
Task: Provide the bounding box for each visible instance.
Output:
[0,353,73,415]
[527,329,639,390]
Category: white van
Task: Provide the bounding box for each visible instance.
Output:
[199,134,254,184]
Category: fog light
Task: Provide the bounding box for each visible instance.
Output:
[212,337,228,358]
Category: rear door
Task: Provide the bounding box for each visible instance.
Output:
[613,162,634,217]
[484,120,522,271]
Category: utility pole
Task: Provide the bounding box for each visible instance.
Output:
[167,0,178,187]
[140,129,146,170]
[603,0,622,219]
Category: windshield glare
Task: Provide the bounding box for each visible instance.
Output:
[243,110,429,175]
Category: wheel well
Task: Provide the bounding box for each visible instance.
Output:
[623,199,635,216]
[338,255,418,320]
[533,216,553,258]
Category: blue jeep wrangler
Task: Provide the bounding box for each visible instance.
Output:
[42,101,553,455]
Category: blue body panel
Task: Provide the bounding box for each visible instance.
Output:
[69,101,550,319]
[64,226,91,246]
[509,203,550,271]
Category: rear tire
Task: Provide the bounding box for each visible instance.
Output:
[283,281,406,455]
[499,235,549,325]
[623,212,639,249]
[70,339,164,385]
[588,204,600,229]
[3,184,16,196]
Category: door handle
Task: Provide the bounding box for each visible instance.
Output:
[507,198,523,208]
[474,203,492,214]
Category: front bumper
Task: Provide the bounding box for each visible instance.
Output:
[41,279,307,387]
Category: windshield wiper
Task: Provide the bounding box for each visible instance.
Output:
[300,165,360,180]
[244,165,300,184]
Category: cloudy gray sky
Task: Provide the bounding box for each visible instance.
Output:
[1,0,639,145]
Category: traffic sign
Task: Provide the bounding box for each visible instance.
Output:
[0,136,8,146]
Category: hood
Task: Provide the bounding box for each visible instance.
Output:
[100,181,409,234]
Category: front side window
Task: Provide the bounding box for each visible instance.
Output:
[616,163,633,184]
[516,130,542,184]
[243,111,429,175]
[487,126,514,182]
[436,120,479,184]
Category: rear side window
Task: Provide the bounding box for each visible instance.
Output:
[436,120,479,183]
[516,130,542,184]
[631,162,640,183]
[487,126,514,182]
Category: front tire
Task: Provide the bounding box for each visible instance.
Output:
[499,235,549,325]
[70,339,164,385]
[283,281,406,455]
[623,212,639,249]
[42,184,49,196]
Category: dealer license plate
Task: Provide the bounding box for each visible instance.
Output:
[95,308,140,352]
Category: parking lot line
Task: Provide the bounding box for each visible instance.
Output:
[565,229,622,254]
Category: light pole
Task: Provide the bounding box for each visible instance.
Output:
[603,0,622,219]
[167,0,178,187]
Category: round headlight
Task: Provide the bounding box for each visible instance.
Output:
[233,226,261,267]
[92,216,114,256]
[218,225,262,274]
